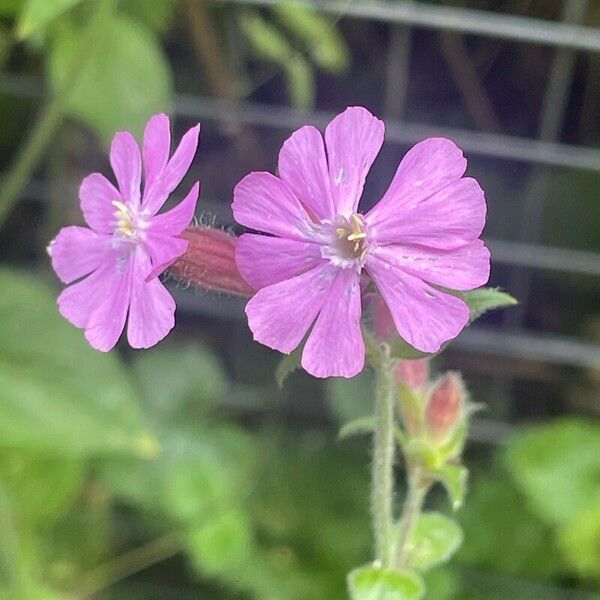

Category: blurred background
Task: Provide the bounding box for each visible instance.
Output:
[0,0,599,598]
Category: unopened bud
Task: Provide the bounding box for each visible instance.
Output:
[425,372,464,444]
[169,227,254,296]
[394,359,429,390]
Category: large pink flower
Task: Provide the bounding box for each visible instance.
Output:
[233,107,489,378]
[49,114,200,351]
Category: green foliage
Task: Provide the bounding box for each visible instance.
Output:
[430,464,468,510]
[17,0,82,39]
[0,267,152,457]
[326,368,374,424]
[275,345,303,388]
[49,14,172,143]
[406,513,463,572]
[458,287,518,322]
[348,565,424,600]
[273,3,349,73]
[120,0,176,33]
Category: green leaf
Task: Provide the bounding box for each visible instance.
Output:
[556,504,600,579]
[458,287,517,322]
[338,417,376,440]
[348,565,424,600]
[17,0,82,39]
[390,338,431,361]
[504,418,600,525]
[430,464,468,510]
[241,11,315,109]
[120,0,175,33]
[0,268,153,457]
[273,3,349,73]
[326,369,374,425]
[275,345,303,388]
[49,14,172,143]
[407,513,463,572]
[132,342,227,420]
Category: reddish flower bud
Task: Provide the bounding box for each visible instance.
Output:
[425,372,464,444]
[169,227,254,296]
[394,359,429,390]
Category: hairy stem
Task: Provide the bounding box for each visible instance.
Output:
[371,345,396,566]
[395,467,429,568]
[0,0,115,229]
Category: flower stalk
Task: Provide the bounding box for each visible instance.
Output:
[371,344,396,567]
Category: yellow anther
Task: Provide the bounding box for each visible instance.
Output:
[336,227,348,239]
[347,231,367,242]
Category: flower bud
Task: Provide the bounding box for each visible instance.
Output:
[425,372,465,445]
[169,227,254,296]
[394,359,429,391]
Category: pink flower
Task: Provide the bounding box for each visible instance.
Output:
[49,114,200,351]
[233,107,489,378]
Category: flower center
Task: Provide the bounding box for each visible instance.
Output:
[335,213,369,261]
[320,212,370,271]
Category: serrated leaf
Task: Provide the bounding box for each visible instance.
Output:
[348,565,424,600]
[458,287,517,322]
[17,0,82,39]
[275,345,303,388]
[406,513,463,571]
[430,464,468,510]
[49,14,172,143]
[338,417,376,440]
[0,267,152,457]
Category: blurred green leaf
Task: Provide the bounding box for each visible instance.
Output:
[0,0,24,18]
[458,287,517,323]
[187,509,253,575]
[326,369,374,425]
[132,342,227,421]
[273,3,349,72]
[0,452,83,528]
[348,565,425,600]
[557,504,600,579]
[339,416,376,440]
[458,475,562,578]
[407,512,463,572]
[17,0,82,39]
[241,11,315,109]
[504,418,600,525]
[275,345,303,388]
[0,267,153,457]
[49,14,172,143]
[120,0,175,33]
[430,464,468,510]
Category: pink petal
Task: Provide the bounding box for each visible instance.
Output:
[366,252,470,353]
[369,241,490,292]
[143,113,171,192]
[84,258,133,352]
[149,182,199,237]
[367,177,486,249]
[57,260,115,329]
[127,249,176,349]
[110,132,142,207]
[278,125,335,220]
[143,233,188,280]
[232,172,314,241]
[324,107,384,215]
[79,173,120,234]
[49,226,111,284]
[143,123,200,215]
[236,233,324,290]
[302,269,364,378]
[245,262,336,354]
[367,138,467,222]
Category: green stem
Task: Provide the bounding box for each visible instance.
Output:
[0,0,115,229]
[371,344,396,567]
[395,466,428,569]
[75,534,180,599]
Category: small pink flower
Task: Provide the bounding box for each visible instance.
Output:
[49,114,200,351]
[233,107,489,378]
